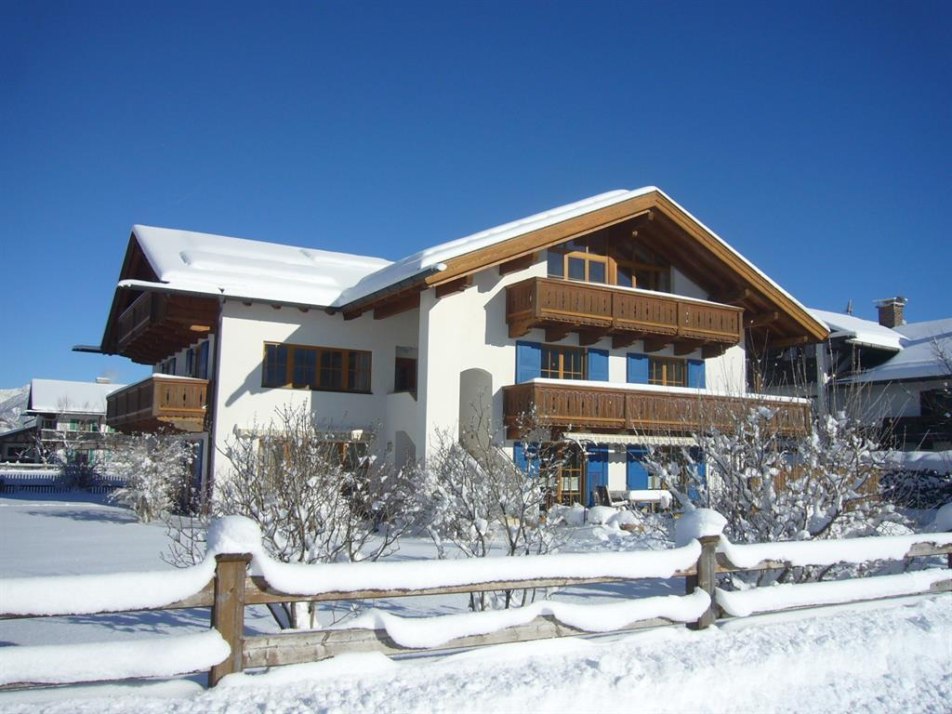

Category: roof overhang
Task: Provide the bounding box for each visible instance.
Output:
[409,189,827,347]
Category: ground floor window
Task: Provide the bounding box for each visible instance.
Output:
[516,442,588,506]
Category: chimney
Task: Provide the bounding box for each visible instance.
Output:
[874,296,907,328]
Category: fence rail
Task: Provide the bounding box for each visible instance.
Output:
[0,465,123,494]
[1,523,950,691]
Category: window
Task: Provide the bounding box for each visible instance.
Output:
[158,356,177,375]
[262,343,372,393]
[547,236,670,292]
[541,345,586,380]
[394,357,417,395]
[262,344,290,387]
[547,243,608,285]
[648,356,687,387]
[197,341,210,379]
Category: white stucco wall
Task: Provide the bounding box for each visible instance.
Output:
[837,379,944,423]
[414,258,751,458]
[212,301,421,463]
[417,259,548,455]
[208,257,754,472]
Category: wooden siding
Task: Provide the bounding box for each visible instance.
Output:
[503,382,811,438]
[106,375,208,433]
[506,277,742,352]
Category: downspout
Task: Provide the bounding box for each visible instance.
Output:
[204,288,226,506]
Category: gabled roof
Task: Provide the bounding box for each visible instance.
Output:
[336,189,646,306]
[842,318,952,384]
[27,379,125,415]
[98,187,828,349]
[808,309,903,352]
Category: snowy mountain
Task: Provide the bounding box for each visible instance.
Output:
[0,385,29,432]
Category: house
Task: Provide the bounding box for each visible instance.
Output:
[84,187,827,504]
[0,379,124,465]
[761,298,952,450]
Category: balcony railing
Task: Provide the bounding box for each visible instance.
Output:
[506,277,742,352]
[106,375,209,434]
[115,292,218,365]
[503,381,811,439]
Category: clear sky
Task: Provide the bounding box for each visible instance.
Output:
[2,1,949,389]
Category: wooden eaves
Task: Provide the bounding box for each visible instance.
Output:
[351,189,830,348]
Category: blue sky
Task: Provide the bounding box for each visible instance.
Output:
[2,1,949,389]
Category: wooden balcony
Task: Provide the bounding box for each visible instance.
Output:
[106,375,209,434]
[506,277,742,356]
[116,291,218,365]
[503,381,811,439]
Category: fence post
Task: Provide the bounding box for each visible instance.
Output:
[209,552,252,687]
[686,534,719,630]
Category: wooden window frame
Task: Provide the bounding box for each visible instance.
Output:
[546,238,670,292]
[261,342,372,394]
[541,345,586,380]
[648,356,688,387]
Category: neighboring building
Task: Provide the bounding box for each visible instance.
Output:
[762,298,952,450]
[84,187,827,504]
[0,379,124,465]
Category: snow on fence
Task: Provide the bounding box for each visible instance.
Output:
[0,463,60,492]
[1,513,950,691]
[0,463,123,494]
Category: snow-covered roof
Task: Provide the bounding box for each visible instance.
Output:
[841,317,952,384]
[118,188,821,333]
[127,225,392,308]
[27,379,126,415]
[123,191,648,309]
[807,308,903,352]
[335,189,648,306]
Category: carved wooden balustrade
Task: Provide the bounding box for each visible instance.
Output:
[503,381,811,439]
[506,277,742,354]
[107,375,209,433]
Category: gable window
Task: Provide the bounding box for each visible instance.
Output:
[547,239,608,285]
[648,356,687,387]
[541,345,586,380]
[547,235,670,292]
[262,343,372,393]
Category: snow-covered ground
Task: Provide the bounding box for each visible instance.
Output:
[1,493,950,713]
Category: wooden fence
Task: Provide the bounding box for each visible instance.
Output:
[2,530,950,690]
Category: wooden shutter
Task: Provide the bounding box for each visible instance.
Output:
[515,341,542,383]
[626,446,649,490]
[688,359,705,388]
[627,353,649,384]
[587,349,608,381]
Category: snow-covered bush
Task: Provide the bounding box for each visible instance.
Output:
[169,405,418,629]
[645,406,906,583]
[108,432,195,523]
[419,428,564,611]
